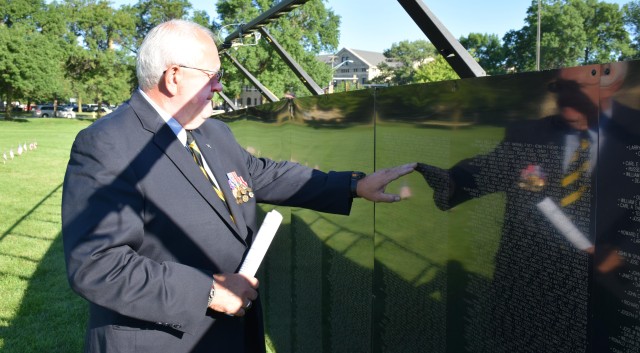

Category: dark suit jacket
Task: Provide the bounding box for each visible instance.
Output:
[61,90,353,353]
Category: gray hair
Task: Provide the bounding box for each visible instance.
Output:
[136,20,215,91]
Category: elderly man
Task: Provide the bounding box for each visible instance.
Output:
[61,19,414,353]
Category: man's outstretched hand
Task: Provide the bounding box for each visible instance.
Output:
[357,163,417,202]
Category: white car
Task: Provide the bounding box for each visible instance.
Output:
[56,106,77,118]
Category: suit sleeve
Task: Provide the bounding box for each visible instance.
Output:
[61,127,213,335]
[245,152,353,216]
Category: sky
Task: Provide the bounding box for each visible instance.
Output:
[113,0,632,53]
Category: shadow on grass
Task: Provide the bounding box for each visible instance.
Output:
[0,183,87,352]
[0,118,31,123]
[0,232,87,352]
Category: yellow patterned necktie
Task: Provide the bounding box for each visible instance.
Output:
[560,133,591,207]
[186,130,234,222]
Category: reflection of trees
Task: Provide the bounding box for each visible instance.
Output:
[215,75,563,129]
[215,90,376,129]
[375,71,557,126]
[291,92,374,128]
[215,100,291,124]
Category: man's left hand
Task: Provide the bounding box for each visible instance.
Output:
[356,163,417,202]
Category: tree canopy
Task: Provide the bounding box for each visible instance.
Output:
[502,0,630,72]
[380,0,639,84]
[4,0,640,115]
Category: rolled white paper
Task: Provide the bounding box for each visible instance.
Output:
[536,197,593,251]
[238,210,283,276]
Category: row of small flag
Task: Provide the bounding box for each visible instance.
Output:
[3,141,38,164]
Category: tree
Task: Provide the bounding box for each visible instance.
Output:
[0,0,69,119]
[65,0,136,109]
[624,1,640,59]
[414,55,459,83]
[574,0,630,63]
[459,33,507,75]
[113,0,213,58]
[216,0,340,99]
[372,40,436,86]
[504,0,630,72]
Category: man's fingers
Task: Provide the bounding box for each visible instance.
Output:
[383,163,417,181]
[356,163,417,202]
[377,193,402,203]
[210,273,260,316]
[238,273,259,289]
[396,162,418,176]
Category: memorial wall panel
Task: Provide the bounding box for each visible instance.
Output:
[375,68,589,353]
[221,91,375,352]
[219,61,640,352]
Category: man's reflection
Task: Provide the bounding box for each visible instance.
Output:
[418,62,639,352]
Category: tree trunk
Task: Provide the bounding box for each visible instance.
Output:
[5,89,13,121]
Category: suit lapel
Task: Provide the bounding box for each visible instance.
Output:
[128,91,243,240]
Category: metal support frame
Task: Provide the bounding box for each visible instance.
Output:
[224,52,279,103]
[221,0,312,49]
[216,91,236,111]
[216,0,486,106]
[219,0,323,100]
[396,0,486,78]
[258,27,324,95]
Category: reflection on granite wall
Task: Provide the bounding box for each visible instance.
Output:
[217,61,640,353]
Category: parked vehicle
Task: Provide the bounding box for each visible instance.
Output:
[96,106,113,114]
[72,104,90,112]
[57,106,76,118]
[32,105,76,118]
[33,105,54,117]
[72,104,112,115]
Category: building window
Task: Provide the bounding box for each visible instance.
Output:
[341,69,349,73]
[246,98,251,106]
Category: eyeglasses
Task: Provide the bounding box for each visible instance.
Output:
[173,65,224,82]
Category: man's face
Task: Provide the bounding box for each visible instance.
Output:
[554,65,601,131]
[174,33,223,129]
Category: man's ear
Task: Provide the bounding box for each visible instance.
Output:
[162,65,180,96]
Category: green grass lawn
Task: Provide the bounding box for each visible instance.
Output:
[0,117,92,352]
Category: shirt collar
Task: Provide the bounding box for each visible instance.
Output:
[138,88,187,146]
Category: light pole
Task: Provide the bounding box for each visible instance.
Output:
[536,0,541,71]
